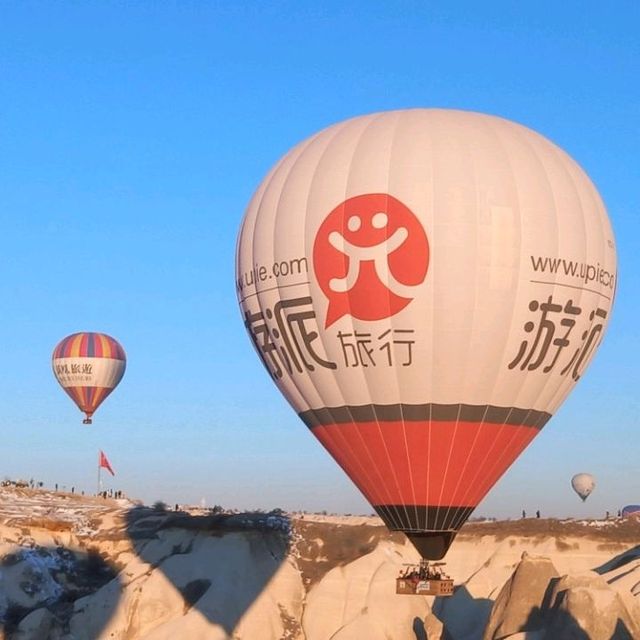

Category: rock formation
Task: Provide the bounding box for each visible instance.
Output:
[0,487,639,639]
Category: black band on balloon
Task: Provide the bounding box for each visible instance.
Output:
[374,505,478,559]
[374,504,475,533]
[299,404,551,430]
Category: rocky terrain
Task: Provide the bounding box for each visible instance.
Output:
[0,486,638,639]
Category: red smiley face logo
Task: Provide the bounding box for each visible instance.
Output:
[313,193,429,328]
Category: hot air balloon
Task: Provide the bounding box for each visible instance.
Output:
[236,109,617,559]
[571,473,595,502]
[621,505,640,518]
[52,332,126,424]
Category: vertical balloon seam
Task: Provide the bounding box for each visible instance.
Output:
[333,113,412,529]
[79,333,87,356]
[542,141,611,415]
[68,334,79,358]
[269,124,382,509]
[449,118,530,527]
[441,116,494,530]
[269,128,330,411]
[436,112,487,531]
[440,116,487,530]
[237,159,285,387]
[235,171,267,297]
[385,111,421,532]
[425,116,436,531]
[468,122,548,512]
[65,387,79,412]
[249,130,316,415]
[431,113,463,531]
[65,334,78,357]
[324,122,410,524]
[545,140,592,414]
[443,118,516,527]
[522,133,589,422]
[74,333,85,358]
[482,123,558,486]
[351,114,420,530]
[63,333,79,358]
[511,127,562,418]
[297,119,398,519]
[465,126,534,511]
[98,334,107,359]
[320,114,410,527]
[482,125,591,507]
[513,128,576,418]
[88,333,96,358]
[269,142,322,413]
[309,119,402,513]
[439,114,487,530]
[528,134,600,416]
[434,111,486,535]
[304,123,396,516]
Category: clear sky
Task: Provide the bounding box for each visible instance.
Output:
[0,2,638,519]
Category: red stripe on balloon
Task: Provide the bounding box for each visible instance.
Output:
[312,420,538,509]
[63,386,114,415]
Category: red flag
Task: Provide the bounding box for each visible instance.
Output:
[99,450,115,476]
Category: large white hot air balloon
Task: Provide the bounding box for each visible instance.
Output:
[236,109,616,559]
[571,473,596,502]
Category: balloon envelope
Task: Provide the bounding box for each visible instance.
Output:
[621,505,640,518]
[571,473,595,502]
[236,109,617,558]
[52,332,126,424]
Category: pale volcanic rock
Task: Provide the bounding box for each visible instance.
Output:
[482,552,559,640]
[69,531,303,640]
[302,542,429,640]
[423,611,447,640]
[544,572,640,639]
[1,487,640,639]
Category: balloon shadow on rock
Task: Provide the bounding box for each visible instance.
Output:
[412,615,454,640]
[0,543,120,639]
[430,578,636,640]
[431,585,492,639]
[521,603,635,640]
[125,504,290,636]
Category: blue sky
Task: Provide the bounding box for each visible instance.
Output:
[0,2,638,518]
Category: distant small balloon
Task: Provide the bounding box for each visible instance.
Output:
[571,473,595,502]
[621,505,640,518]
[52,332,126,424]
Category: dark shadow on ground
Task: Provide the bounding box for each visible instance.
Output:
[434,577,637,640]
[0,543,120,639]
[412,615,427,640]
[522,603,636,640]
[125,505,290,635]
[594,544,640,575]
[432,584,493,639]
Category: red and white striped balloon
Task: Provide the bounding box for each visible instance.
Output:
[52,332,126,424]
